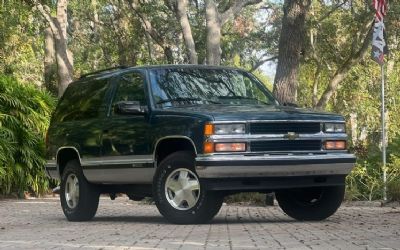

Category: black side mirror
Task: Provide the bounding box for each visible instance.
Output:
[114,101,146,115]
[283,102,299,108]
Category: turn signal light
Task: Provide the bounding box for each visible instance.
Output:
[324,141,346,150]
[215,143,246,152]
[204,124,214,136]
[204,142,214,154]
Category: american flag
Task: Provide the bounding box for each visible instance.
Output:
[371,0,389,65]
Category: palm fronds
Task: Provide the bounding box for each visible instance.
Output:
[0,75,56,196]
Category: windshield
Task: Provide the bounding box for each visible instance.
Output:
[149,68,277,108]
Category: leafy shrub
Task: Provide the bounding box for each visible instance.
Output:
[346,139,400,201]
[224,192,267,205]
[0,75,55,196]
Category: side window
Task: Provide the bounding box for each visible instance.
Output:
[53,79,109,122]
[112,72,146,110]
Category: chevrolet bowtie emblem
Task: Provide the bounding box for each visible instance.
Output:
[284,132,299,140]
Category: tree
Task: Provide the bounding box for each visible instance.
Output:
[28,0,73,97]
[129,0,176,64]
[169,0,198,64]
[204,0,262,65]
[273,0,310,104]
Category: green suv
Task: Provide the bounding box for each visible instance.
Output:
[46,65,356,224]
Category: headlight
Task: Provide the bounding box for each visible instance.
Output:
[204,123,245,135]
[324,140,346,150]
[324,123,345,133]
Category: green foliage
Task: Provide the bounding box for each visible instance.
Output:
[224,192,267,205]
[0,75,56,196]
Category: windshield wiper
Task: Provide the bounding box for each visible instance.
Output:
[217,95,270,105]
[157,97,221,105]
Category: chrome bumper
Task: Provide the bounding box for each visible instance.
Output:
[195,153,356,178]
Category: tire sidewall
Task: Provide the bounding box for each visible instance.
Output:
[153,151,215,223]
[60,161,83,216]
[276,185,345,221]
[60,160,99,221]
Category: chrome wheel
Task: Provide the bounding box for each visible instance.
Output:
[165,168,200,210]
[65,174,79,209]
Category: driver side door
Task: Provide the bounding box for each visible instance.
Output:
[94,71,154,184]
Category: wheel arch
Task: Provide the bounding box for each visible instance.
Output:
[153,136,197,166]
[56,147,82,176]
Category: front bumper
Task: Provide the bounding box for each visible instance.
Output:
[195,153,356,178]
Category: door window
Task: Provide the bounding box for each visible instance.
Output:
[112,72,146,115]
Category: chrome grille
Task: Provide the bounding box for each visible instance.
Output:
[250,140,322,152]
[250,122,321,134]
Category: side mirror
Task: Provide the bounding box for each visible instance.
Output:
[114,101,146,115]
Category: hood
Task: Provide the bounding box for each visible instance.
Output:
[159,104,344,122]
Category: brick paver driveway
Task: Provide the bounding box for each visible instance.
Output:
[0,197,399,250]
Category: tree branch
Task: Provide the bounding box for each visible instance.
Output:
[25,0,58,34]
[220,0,262,25]
[250,56,278,72]
[315,19,374,109]
[318,0,348,23]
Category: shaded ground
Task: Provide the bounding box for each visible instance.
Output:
[0,197,399,249]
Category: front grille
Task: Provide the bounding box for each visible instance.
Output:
[250,122,321,134]
[250,140,322,152]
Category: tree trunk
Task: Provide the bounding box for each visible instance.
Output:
[204,0,261,65]
[43,27,57,94]
[273,0,310,104]
[55,0,73,96]
[205,0,222,65]
[28,0,74,96]
[175,0,198,64]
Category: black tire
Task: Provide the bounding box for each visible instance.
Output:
[153,151,223,224]
[60,160,100,221]
[275,185,345,221]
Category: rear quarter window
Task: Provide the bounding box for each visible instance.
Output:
[52,79,110,123]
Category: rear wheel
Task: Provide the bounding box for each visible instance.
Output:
[275,185,345,221]
[153,151,223,224]
[60,160,99,221]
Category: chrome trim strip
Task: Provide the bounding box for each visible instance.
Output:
[208,133,347,141]
[83,168,155,184]
[208,120,345,124]
[81,155,154,167]
[153,136,197,161]
[196,153,354,162]
[201,150,348,156]
[56,146,82,164]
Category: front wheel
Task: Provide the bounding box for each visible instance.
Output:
[275,185,345,221]
[153,151,223,224]
[60,160,100,221]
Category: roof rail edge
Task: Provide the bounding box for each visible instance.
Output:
[79,66,128,79]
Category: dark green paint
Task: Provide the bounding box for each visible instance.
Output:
[46,65,344,165]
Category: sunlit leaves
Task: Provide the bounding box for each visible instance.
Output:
[0,75,55,196]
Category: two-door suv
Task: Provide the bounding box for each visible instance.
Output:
[46,65,356,224]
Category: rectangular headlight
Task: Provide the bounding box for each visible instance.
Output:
[214,124,246,135]
[324,140,346,150]
[215,143,246,152]
[324,123,345,133]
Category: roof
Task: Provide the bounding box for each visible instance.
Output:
[77,64,245,81]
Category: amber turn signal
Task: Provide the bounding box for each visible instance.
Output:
[215,143,246,152]
[204,123,214,136]
[203,142,214,154]
[324,140,346,150]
